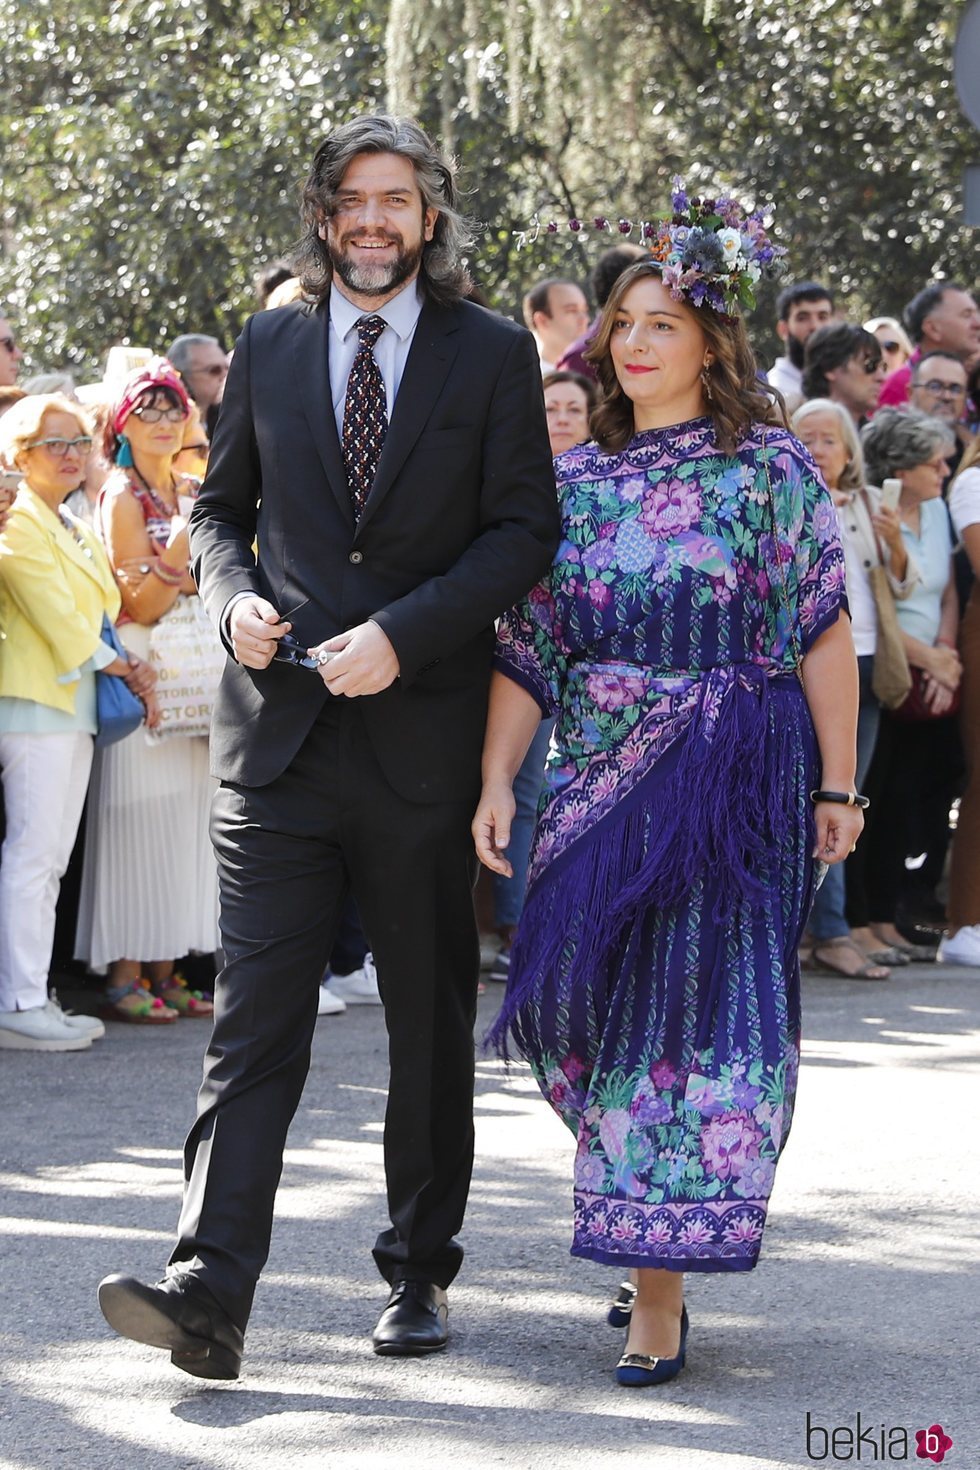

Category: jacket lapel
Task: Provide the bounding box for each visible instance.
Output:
[292,301,355,528]
[23,490,107,592]
[354,299,461,538]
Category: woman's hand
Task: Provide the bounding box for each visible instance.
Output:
[921,671,956,714]
[924,642,962,691]
[124,655,157,698]
[472,779,518,876]
[871,504,905,558]
[141,689,162,729]
[813,801,865,866]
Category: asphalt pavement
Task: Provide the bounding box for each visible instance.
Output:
[0,961,977,1470]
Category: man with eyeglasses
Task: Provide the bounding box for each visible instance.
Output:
[910,351,972,487]
[166,334,229,434]
[0,311,24,387]
[909,351,969,425]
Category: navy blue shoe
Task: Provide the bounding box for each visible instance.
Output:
[615,1304,688,1387]
[606,1280,637,1328]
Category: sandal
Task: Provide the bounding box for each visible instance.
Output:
[101,981,179,1025]
[157,974,214,1018]
[863,946,909,967]
[811,937,890,981]
[870,927,937,962]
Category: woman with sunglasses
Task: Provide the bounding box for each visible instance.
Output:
[863,317,913,378]
[0,394,157,1051]
[75,360,218,1023]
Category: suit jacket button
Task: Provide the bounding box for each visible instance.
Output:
[349,551,363,565]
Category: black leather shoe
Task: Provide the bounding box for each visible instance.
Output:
[98,1272,244,1380]
[372,1279,449,1356]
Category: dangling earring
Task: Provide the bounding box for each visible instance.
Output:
[700,362,714,401]
[116,434,134,467]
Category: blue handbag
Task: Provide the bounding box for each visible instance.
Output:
[95,615,144,748]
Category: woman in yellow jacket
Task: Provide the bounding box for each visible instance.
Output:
[0,394,157,1051]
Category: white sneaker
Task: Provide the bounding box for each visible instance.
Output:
[326,952,382,1005]
[317,983,347,1016]
[0,1004,93,1051]
[937,924,980,967]
[46,994,106,1040]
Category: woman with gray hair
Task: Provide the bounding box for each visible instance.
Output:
[848,406,963,958]
[792,399,918,978]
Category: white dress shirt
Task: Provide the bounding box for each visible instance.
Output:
[329,279,424,436]
[223,279,425,635]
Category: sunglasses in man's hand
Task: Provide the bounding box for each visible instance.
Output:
[269,600,337,671]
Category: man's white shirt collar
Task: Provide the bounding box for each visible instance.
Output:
[330,278,424,343]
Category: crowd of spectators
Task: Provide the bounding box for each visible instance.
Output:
[0,256,978,1049]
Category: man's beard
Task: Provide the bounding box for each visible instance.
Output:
[328,232,424,297]
[787,334,807,370]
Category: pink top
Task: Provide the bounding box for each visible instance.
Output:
[877,350,921,409]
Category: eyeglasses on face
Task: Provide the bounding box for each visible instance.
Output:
[27,436,93,458]
[916,380,966,397]
[0,336,16,353]
[130,404,187,423]
[191,363,227,377]
[861,358,884,375]
[879,340,901,353]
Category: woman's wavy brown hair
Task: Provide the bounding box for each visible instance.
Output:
[585,259,785,455]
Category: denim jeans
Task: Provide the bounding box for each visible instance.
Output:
[809,655,880,942]
[492,717,554,929]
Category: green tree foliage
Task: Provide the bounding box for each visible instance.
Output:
[1,0,385,377]
[1,0,976,379]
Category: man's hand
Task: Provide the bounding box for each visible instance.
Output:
[308,620,400,697]
[230,597,290,669]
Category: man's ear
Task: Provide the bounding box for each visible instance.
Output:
[317,223,328,241]
[423,206,439,243]
[776,320,789,345]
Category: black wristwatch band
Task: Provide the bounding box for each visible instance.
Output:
[810,789,870,810]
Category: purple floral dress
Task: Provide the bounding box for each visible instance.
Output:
[492,416,846,1273]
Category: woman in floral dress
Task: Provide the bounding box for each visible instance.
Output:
[474,192,864,1386]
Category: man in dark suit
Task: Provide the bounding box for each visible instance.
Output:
[98,115,559,1378]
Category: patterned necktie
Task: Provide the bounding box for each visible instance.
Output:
[342,314,388,520]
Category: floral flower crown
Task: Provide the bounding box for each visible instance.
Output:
[514,177,787,318]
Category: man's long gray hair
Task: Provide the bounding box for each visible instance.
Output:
[296,115,475,309]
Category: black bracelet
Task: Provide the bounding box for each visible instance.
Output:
[810,789,870,810]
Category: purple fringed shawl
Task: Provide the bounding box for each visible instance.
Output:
[489,663,810,1054]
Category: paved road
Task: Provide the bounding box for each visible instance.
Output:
[1,963,977,1470]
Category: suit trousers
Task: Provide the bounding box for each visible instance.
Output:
[169,695,480,1329]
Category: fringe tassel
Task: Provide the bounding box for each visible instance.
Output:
[488,669,807,1058]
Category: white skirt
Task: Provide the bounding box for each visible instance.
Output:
[74,621,220,969]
